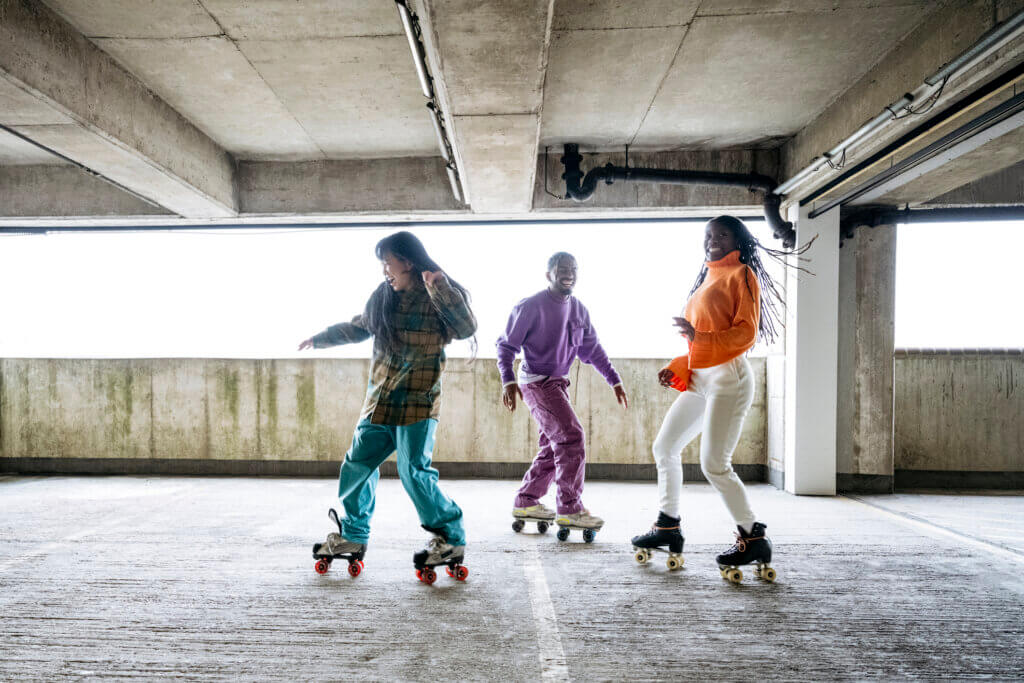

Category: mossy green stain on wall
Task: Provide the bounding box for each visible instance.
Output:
[104,366,133,449]
[216,365,241,427]
[296,370,316,432]
[266,364,279,439]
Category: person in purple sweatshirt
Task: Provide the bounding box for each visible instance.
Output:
[497,251,628,532]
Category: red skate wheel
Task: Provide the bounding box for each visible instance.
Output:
[421,568,437,585]
[347,561,362,577]
[446,567,455,578]
[314,559,330,575]
[455,565,469,581]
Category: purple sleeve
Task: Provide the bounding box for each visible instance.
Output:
[576,307,621,386]
[495,301,534,385]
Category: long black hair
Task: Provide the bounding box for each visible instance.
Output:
[687,215,814,344]
[364,231,476,356]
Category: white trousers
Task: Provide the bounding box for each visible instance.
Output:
[652,355,756,530]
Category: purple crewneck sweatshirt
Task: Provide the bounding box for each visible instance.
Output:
[496,289,621,387]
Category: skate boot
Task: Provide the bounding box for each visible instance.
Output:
[512,502,556,534]
[412,526,468,585]
[716,521,776,583]
[311,508,367,577]
[631,512,685,571]
[555,508,603,543]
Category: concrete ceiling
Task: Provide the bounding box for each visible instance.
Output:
[1,0,1022,222]
[18,0,936,162]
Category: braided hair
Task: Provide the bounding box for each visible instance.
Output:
[687,215,814,344]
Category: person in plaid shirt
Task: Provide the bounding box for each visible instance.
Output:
[300,231,477,578]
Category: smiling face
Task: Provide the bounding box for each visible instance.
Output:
[381,251,415,291]
[546,255,577,296]
[704,220,738,262]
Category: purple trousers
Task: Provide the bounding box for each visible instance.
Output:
[514,377,586,514]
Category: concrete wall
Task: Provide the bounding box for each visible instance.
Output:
[0,357,766,479]
[894,349,1024,488]
[837,225,897,493]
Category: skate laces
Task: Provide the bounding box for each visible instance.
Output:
[426,536,446,552]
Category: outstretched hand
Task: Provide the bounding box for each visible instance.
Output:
[672,316,695,342]
[614,384,628,409]
[298,338,314,351]
[502,383,524,412]
[422,270,447,287]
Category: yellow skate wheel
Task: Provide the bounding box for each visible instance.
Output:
[761,566,777,582]
[666,555,683,571]
[633,549,649,564]
[726,568,743,584]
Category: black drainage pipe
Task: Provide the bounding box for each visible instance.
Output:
[560,143,796,248]
[840,204,1024,246]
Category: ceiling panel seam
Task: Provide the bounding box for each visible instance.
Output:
[193,0,325,160]
[627,3,700,147]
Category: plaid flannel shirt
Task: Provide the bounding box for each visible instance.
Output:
[311,277,477,426]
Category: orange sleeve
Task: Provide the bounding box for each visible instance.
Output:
[662,355,692,392]
[688,268,759,367]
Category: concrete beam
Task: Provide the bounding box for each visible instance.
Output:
[533,148,781,211]
[782,0,1024,203]
[0,0,237,217]
[418,0,554,213]
[0,165,171,217]
[926,158,1024,205]
[866,114,1024,206]
[238,158,467,215]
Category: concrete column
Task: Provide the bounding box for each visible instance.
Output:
[784,204,839,495]
[837,224,897,493]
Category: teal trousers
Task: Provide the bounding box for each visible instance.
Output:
[337,418,465,546]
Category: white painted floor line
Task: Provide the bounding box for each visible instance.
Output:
[842,495,1024,565]
[523,544,570,683]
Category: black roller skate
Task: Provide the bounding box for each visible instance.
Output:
[631,512,685,571]
[312,508,367,577]
[413,526,468,585]
[716,522,776,584]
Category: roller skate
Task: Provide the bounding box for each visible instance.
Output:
[413,526,468,585]
[554,508,603,543]
[312,508,367,577]
[716,522,776,584]
[512,502,556,534]
[631,512,685,571]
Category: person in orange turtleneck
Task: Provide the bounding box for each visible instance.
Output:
[631,215,800,583]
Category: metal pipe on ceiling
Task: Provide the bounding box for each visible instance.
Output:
[560,143,797,247]
[395,0,465,204]
[395,0,432,99]
[775,7,1024,197]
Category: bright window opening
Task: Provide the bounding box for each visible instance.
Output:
[0,219,782,359]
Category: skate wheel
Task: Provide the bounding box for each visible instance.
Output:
[446,566,454,578]
[725,568,743,584]
[347,561,362,577]
[666,555,683,571]
[633,549,649,564]
[582,529,596,544]
[512,519,525,533]
[314,559,330,575]
[760,566,776,582]
[537,521,549,534]
[556,527,570,542]
[420,568,437,585]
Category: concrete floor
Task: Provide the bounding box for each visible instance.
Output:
[1,476,1022,680]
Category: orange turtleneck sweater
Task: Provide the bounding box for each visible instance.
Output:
[665,251,760,387]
